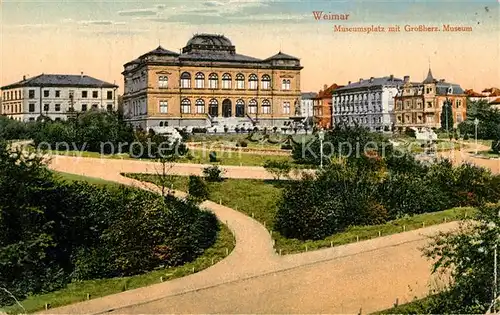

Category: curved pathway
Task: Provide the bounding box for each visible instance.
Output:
[41,151,490,314]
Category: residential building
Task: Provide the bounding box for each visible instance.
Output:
[299,92,316,126]
[465,87,500,104]
[394,68,466,130]
[0,74,118,122]
[122,33,303,129]
[313,83,341,129]
[332,76,403,131]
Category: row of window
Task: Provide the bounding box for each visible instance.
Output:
[395,98,463,111]
[334,116,383,124]
[335,106,383,113]
[155,98,292,115]
[334,93,382,102]
[157,73,292,91]
[3,89,113,100]
[396,114,463,124]
[28,103,113,112]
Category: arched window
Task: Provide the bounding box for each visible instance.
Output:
[236,99,245,117]
[236,73,245,89]
[195,72,205,89]
[195,99,205,113]
[181,98,191,114]
[248,99,257,114]
[262,99,271,114]
[248,74,258,90]
[222,73,232,89]
[281,79,291,90]
[180,72,191,88]
[158,76,168,88]
[283,101,290,114]
[208,73,218,89]
[261,75,271,90]
[209,98,218,117]
[159,121,164,127]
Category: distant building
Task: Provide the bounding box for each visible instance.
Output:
[313,83,341,129]
[394,68,466,130]
[465,87,500,104]
[122,33,303,130]
[332,75,403,131]
[299,92,316,125]
[0,74,118,122]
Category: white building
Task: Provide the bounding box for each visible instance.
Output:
[300,92,316,118]
[1,73,118,122]
[332,75,404,131]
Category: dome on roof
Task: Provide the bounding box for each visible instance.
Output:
[186,34,233,47]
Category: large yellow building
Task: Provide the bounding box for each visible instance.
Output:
[122,34,303,129]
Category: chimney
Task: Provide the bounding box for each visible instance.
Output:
[323,84,328,90]
[404,75,410,83]
[369,77,374,83]
[389,74,394,81]
[81,71,84,78]
[23,75,26,81]
[359,78,363,83]
[348,80,351,85]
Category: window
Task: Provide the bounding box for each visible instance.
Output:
[43,104,49,112]
[158,76,168,89]
[107,91,113,100]
[181,98,191,114]
[456,99,462,108]
[195,72,205,89]
[29,103,35,112]
[209,99,218,117]
[91,91,97,98]
[248,74,258,90]
[69,90,75,99]
[261,75,271,90]
[236,73,245,89]
[28,90,35,99]
[92,104,98,109]
[427,101,433,108]
[180,72,191,88]
[195,99,205,113]
[81,104,87,111]
[107,104,113,112]
[43,90,49,97]
[248,99,257,114]
[222,73,231,89]
[159,100,168,113]
[55,90,60,98]
[283,101,290,114]
[281,79,291,91]
[29,117,35,121]
[262,99,271,114]
[235,99,245,117]
[82,91,88,98]
[208,73,218,89]
[55,104,61,112]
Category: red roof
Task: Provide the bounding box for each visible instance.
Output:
[465,89,484,97]
[315,83,343,99]
[490,97,500,104]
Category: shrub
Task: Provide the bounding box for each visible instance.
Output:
[188,175,210,202]
[463,133,469,140]
[281,144,293,150]
[234,127,240,133]
[209,151,218,162]
[492,139,500,154]
[273,126,278,133]
[202,165,225,182]
[263,159,292,180]
[236,140,248,148]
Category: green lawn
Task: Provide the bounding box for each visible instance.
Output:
[475,150,499,159]
[53,171,120,186]
[1,224,234,314]
[127,174,475,254]
[395,139,461,153]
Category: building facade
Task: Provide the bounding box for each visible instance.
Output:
[122,34,303,129]
[332,76,402,131]
[299,92,316,125]
[313,83,341,129]
[1,74,118,121]
[394,69,467,130]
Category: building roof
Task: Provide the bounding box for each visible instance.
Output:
[436,82,465,95]
[316,83,342,98]
[264,51,300,61]
[186,34,233,47]
[422,68,437,84]
[464,89,485,97]
[140,45,179,58]
[1,74,118,90]
[335,76,403,92]
[301,92,318,99]
[179,51,262,63]
[490,97,500,104]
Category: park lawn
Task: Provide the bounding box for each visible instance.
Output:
[127,174,475,255]
[476,150,499,159]
[53,171,121,186]
[1,224,234,314]
[397,139,461,153]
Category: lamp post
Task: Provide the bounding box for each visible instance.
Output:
[474,118,479,155]
[318,129,325,169]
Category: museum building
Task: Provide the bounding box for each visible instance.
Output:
[122,34,303,129]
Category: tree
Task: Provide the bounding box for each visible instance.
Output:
[440,100,454,132]
[188,175,210,202]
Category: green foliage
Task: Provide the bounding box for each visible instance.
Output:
[131,130,187,159]
[0,142,218,307]
[236,140,248,147]
[459,100,500,140]
[188,175,210,202]
[202,165,225,182]
[263,159,292,180]
[492,139,500,154]
[440,100,454,131]
[209,151,218,162]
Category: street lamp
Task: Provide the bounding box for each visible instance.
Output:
[474,118,479,155]
[318,129,325,169]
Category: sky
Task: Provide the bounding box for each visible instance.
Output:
[1,0,499,94]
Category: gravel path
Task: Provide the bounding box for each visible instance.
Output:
[41,154,480,314]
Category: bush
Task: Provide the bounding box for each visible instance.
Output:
[463,133,469,140]
[492,139,500,154]
[191,127,207,134]
[263,159,292,180]
[209,151,218,162]
[202,165,225,182]
[188,175,210,202]
[236,140,248,148]
[281,144,293,150]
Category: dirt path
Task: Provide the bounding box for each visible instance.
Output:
[40,155,463,314]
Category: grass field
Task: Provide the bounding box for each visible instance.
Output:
[1,224,234,314]
[53,171,120,186]
[127,174,474,254]
[475,150,500,159]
